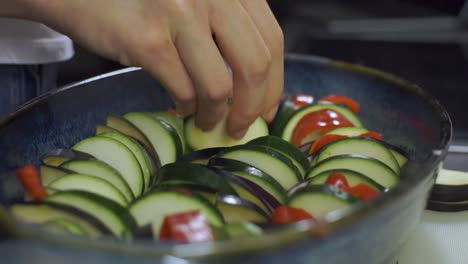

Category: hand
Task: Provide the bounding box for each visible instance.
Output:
[11,0,284,138]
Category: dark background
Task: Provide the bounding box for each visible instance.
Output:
[56,0,468,145]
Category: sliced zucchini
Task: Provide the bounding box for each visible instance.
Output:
[9,204,103,237]
[43,218,89,236]
[208,158,287,204]
[60,159,134,201]
[216,194,269,224]
[218,145,302,190]
[72,136,144,197]
[154,162,237,195]
[40,165,73,186]
[313,137,400,175]
[288,184,359,219]
[105,114,159,160]
[325,127,369,137]
[184,114,268,150]
[124,112,183,166]
[98,130,156,190]
[128,190,224,236]
[270,98,297,136]
[381,142,409,167]
[306,169,386,192]
[96,124,119,135]
[281,103,363,142]
[151,111,186,154]
[42,156,71,167]
[248,135,310,176]
[45,190,136,239]
[306,154,400,188]
[48,174,128,206]
[219,222,263,239]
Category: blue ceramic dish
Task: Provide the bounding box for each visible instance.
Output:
[0,54,451,264]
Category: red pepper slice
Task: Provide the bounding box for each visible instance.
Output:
[16,164,48,202]
[347,184,380,201]
[271,206,315,224]
[319,95,360,114]
[325,172,351,191]
[159,210,214,243]
[360,131,383,141]
[292,109,354,147]
[293,94,314,109]
[309,134,348,155]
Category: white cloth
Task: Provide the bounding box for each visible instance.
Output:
[0,18,74,64]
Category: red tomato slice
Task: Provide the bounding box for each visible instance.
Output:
[159,210,214,243]
[271,206,315,224]
[325,172,351,191]
[347,184,380,201]
[293,94,314,109]
[319,95,360,114]
[292,109,354,147]
[309,134,348,155]
[360,131,383,141]
[16,164,48,202]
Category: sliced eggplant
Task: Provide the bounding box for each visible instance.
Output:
[151,111,186,154]
[430,168,468,202]
[179,147,226,165]
[306,169,386,192]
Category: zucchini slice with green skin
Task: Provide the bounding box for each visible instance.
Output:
[154,162,237,195]
[306,169,386,192]
[306,154,400,188]
[151,111,186,154]
[270,99,297,137]
[288,184,359,219]
[9,204,103,237]
[48,174,129,206]
[45,190,137,239]
[105,115,159,160]
[98,131,156,190]
[124,112,183,166]
[281,103,363,142]
[184,115,268,150]
[312,137,400,175]
[248,135,310,175]
[218,221,264,239]
[128,190,224,236]
[208,158,287,204]
[325,127,369,137]
[216,194,270,224]
[72,136,144,198]
[381,142,409,167]
[40,165,73,186]
[218,145,302,190]
[60,159,134,201]
[44,218,89,236]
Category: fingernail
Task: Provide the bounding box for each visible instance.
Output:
[231,128,247,139]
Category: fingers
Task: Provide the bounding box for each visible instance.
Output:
[239,0,285,123]
[210,1,272,138]
[174,7,233,131]
[134,27,197,117]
